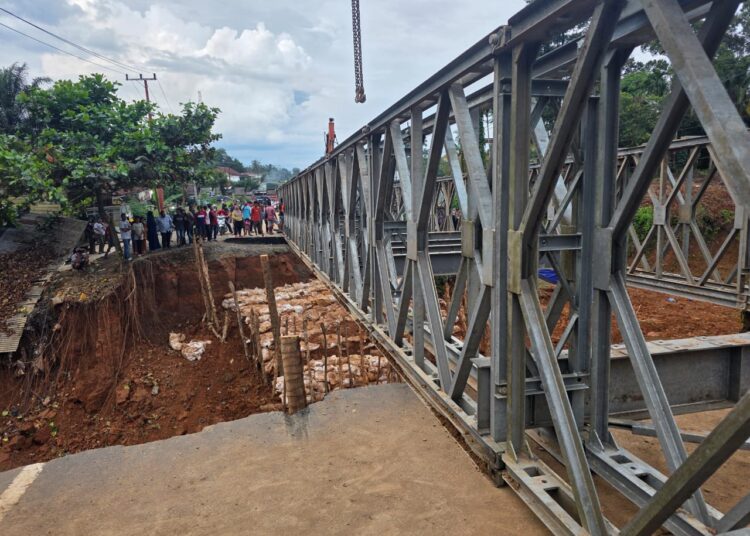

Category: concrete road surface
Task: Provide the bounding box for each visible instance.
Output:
[0,384,547,535]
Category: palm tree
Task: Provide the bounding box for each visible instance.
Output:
[0,62,50,133]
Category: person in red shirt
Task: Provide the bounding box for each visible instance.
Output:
[251,201,263,236]
[264,202,276,234]
[208,206,218,241]
[195,206,208,240]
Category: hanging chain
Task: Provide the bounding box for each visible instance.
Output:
[351,0,366,103]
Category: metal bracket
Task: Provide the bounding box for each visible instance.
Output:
[508,229,522,295]
[462,220,475,258]
[482,228,494,287]
[653,203,667,226]
[593,227,613,291]
[406,221,418,260]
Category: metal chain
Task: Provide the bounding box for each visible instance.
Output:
[351,0,366,103]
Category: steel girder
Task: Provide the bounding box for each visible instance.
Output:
[279,0,750,534]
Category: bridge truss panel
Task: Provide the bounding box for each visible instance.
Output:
[280,1,750,534]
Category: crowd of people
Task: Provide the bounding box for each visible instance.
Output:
[80,198,285,264]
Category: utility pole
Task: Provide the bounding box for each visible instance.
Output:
[126,73,157,119]
[127,73,161,210]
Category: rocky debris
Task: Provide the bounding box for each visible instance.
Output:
[274,353,393,404]
[169,332,212,361]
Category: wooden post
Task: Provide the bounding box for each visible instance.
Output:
[280,335,307,414]
[344,324,353,387]
[320,322,329,394]
[193,238,219,336]
[303,317,313,399]
[359,332,368,385]
[229,282,252,363]
[260,254,283,377]
[220,310,229,342]
[336,323,344,387]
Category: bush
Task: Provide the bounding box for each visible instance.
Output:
[696,206,721,242]
[720,208,734,227]
[633,206,653,241]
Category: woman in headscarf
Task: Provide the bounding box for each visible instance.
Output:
[146,210,161,252]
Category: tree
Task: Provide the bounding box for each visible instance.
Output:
[212,148,245,172]
[619,59,671,147]
[0,62,49,134]
[16,74,220,216]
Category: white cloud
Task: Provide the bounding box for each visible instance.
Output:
[0,0,527,168]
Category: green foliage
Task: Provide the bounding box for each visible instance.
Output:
[720,208,735,226]
[696,205,721,242]
[0,72,221,222]
[128,200,155,218]
[0,62,49,134]
[212,148,245,172]
[633,206,653,241]
[619,60,671,147]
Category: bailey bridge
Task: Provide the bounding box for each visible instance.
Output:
[279,0,750,533]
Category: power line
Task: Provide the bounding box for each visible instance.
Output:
[0,8,181,115]
[0,21,126,76]
[157,78,175,114]
[0,7,143,74]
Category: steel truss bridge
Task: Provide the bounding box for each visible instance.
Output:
[279,0,750,534]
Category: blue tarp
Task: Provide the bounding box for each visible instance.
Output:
[538,268,559,284]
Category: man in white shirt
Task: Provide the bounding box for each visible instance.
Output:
[156,210,174,248]
[93,218,106,253]
[119,213,132,261]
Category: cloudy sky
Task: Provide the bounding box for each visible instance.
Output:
[0,0,526,169]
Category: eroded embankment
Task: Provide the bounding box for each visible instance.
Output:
[0,246,383,471]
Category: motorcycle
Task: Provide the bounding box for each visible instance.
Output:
[217,215,229,235]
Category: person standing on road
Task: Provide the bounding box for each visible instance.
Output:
[195,205,208,240]
[132,216,145,255]
[103,220,117,258]
[93,217,106,253]
[242,201,251,236]
[146,211,160,252]
[84,217,97,254]
[119,213,132,261]
[251,201,263,235]
[278,198,285,232]
[174,208,187,246]
[264,202,276,234]
[156,210,174,248]
[231,204,243,237]
[208,205,219,241]
[185,207,195,244]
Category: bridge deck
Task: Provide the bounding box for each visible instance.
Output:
[0,384,546,535]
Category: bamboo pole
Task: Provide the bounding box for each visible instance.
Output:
[193,239,211,325]
[229,281,252,364]
[221,310,229,342]
[260,254,283,377]
[197,240,218,328]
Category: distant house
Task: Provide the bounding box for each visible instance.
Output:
[215,166,243,183]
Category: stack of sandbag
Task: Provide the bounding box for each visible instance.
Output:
[274,353,393,404]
